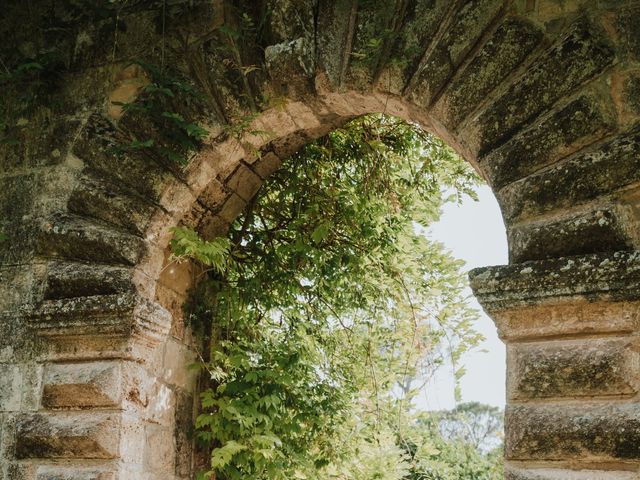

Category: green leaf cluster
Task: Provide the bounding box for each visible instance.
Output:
[172,114,495,479]
[110,61,208,165]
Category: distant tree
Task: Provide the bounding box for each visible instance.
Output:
[437,402,503,453]
[398,408,503,480]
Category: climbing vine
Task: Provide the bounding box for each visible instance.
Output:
[170,114,487,479]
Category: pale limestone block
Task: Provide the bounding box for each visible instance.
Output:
[42,361,121,408]
[20,362,43,411]
[144,424,176,472]
[36,465,115,480]
[162,338,197,391]
[0,364,22,412]
[15,412,120,459]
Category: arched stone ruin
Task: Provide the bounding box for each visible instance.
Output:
[2,1,640,478]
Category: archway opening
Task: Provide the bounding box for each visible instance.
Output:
[158,112,508,479]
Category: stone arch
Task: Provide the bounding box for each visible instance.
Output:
[2,1,640,479]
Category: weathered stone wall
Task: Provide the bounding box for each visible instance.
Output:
[2,0,640,478]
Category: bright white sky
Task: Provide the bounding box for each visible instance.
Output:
[420,185,508,411]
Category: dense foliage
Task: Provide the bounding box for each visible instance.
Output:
[170,114,502,479]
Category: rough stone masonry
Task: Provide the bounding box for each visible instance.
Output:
[1,0,640,478]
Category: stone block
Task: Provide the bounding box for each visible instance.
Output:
[508,337,638,400]
[254,152,283,180]
[224,164,263,202]
[505,467,637,480]
[197,178,230,212]
[614,6,640,61]
[156,286,187,340]
[0,364,22,412]
[44,262,134,300]
[120,361,175,427]
[0,173,37,221]
[315,0,362,87]
[469,250,640,312]
[195,212,230,239]
[491,300,639,342]
[498,126,640,223]
[286,101,324,131]
[472,18,614,155]
[68,173,157,236]
[265,37,315,99]
[42,361,122,408]
[217,193,247,224]
[481,94,615,190]
[36,466,115,480]
[162,338,197,391]
[144,424,175,472]
[409,0,504,107]
[29,294,171,353]
[376,0,451,95]
[4,462,36,480]
[619,69,640,120]
[15,412,120,459]
[270,132,309,158]
[434,17,543,130]
[174,390,196,478]
[38,215,146,266]
[507,207,633,263]
[0,265,37,313]
[73,115,173,202]
[20,362,44,411]
[29,293,138,339]
[505,402,640,461]
[117,411,146,467]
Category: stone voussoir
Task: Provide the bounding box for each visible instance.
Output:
[480,93,616,191]
[68,173,159,236]
[408,0,505,107]
[434,16,544,130]
[472,16,615,155]
[498,125,640,223]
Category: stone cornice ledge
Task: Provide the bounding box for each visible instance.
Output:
[23,293,171,346]
[469,250,640,312]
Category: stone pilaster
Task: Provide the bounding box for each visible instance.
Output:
[0,281,201,479]
[470,250,640,479]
